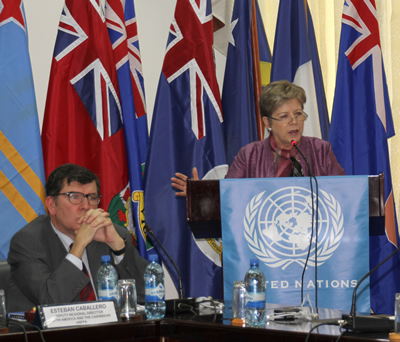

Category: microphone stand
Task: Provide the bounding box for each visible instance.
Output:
[344,245,400,332]
[291,140,319,308]
[145,224,196,313]
[146,225,184,299]
[291,140,312,177]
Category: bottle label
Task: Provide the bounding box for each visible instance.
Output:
[98,287,118,300]
[145,283,165,302]
[246,292,265,309]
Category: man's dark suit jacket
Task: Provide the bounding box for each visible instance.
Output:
[7,215,148,312]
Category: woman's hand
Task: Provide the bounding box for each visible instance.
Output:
[171,167,199,197]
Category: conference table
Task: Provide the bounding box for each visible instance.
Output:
[0,303,393,342]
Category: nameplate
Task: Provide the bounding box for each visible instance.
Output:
[7,312,26,321]
[36,300,119,329]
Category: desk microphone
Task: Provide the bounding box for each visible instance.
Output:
[145,224,195,313]
[291,140,319,308]
[291,140,313,177]
[343,245,400,332]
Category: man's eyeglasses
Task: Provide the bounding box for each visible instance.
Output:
[269,111,308,124]
[56,192,101,205]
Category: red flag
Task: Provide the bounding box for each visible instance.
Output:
[42,0,128,211]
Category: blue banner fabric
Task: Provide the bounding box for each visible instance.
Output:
[221,176,370,312]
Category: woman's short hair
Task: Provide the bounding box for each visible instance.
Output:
[259,80,306,118]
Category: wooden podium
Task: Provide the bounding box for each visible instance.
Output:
[186,174,384,239]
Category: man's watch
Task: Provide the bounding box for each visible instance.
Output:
[112,238,126,256]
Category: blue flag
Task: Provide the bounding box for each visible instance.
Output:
[144,0,228,298]
[124,0,148,170]
[271,0,329,140]
[329,0,399,314]
[105,0,150,258]
[0,1,47,260]
[222,0,271,165]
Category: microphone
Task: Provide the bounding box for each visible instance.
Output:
[291,140,313,177]
[290,140,318,307]
[146,224,183,298]
[290,156,303,177]
[145,224,196,313]
[342,245,400,332]
[291,140,319,308]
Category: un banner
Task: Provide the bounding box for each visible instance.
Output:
[221,176,370,312]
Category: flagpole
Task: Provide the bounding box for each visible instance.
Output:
[250,0,264,141]
[304,0,308,28]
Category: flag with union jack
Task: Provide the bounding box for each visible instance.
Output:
[0,0,47,260]
[124,0,148,165]
[330,0,399,314]
[271,0,329,140]
[105,0,150,258]
[144,0,228,298]
[42,0,130,215]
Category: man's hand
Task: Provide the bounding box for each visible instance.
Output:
[72,209,124,258]
[171,167,199,197]
[70,209,108,259]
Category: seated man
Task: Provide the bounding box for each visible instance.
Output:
[7,164,148,312]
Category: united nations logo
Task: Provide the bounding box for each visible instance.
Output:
[244,187,344,270]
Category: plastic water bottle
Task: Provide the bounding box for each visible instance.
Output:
[0,289,6,330]
[244,258,266,328]
[144,254,166,319]
[97,255,118,301]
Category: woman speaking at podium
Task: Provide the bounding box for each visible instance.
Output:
[171,80,344,194]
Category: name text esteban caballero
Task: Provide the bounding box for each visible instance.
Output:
[50,303,106,314]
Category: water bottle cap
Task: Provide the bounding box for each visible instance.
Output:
[250,258,259,266]
[102,255,111,263]
[148,254,159,263]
